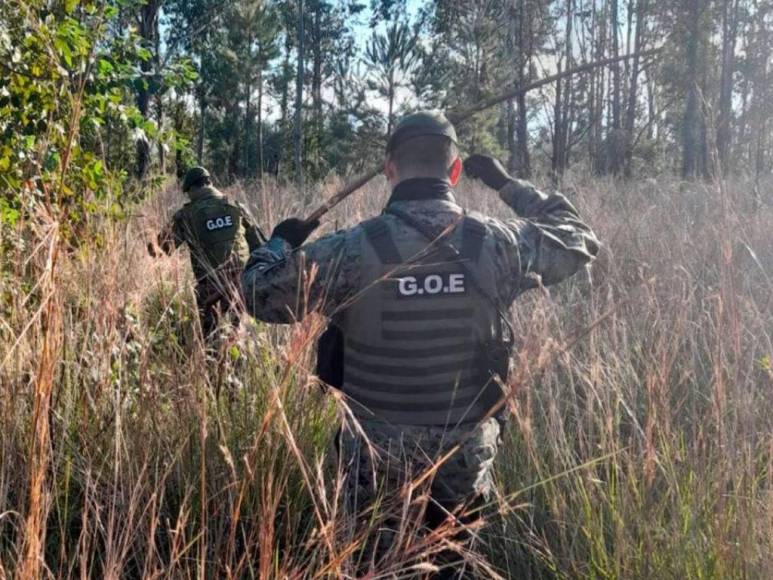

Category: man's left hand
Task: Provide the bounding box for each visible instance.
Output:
[464,154,513,191]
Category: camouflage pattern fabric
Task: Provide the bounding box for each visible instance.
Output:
[339,417,500,575]
[243,176,598,574]
[194,267,242,338]
[242,178,599,323]
[158,185,264,284]
[158,185,264,336]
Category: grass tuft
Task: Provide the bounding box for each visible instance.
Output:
[1,174,771,578]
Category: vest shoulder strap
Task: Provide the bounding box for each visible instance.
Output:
[362,218,402,264]
[461,216,486,263]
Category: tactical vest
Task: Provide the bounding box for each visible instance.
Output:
[339,212,504,426]
[180,194,249,283]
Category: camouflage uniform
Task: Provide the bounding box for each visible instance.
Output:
[242,175,598,572]
[158,184,264,337]
[339,417,500,574]
[242,180,598,323]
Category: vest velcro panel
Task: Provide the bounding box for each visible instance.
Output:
[361,219,402,263]
[341,213,502,426]
[461,219,485,262]
[186,198,247,282]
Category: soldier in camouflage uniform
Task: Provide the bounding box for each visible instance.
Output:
[151,167,265,338]
[242,112,599,576]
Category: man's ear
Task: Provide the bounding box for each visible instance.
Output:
[384,157,397,182]
[449,157,463,186]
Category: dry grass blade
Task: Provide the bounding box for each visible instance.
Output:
[1,171,771,578]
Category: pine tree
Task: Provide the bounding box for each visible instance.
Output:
[364,20,420,135]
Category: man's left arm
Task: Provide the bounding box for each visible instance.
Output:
[464,154,599,294]
[498,179,600,289]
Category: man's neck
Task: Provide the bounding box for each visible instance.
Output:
[188,184,222,201]
[387,177,455,206]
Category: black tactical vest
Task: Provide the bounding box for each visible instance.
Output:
[338,212,504,426]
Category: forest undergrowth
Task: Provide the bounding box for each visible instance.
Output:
[1,174,771,578]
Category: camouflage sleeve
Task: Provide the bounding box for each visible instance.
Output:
[242,227,362,324]
[157,209,187,255]
[236,201,267,251]
[488,179,600,298]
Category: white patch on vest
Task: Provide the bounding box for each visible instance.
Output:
[205,215,234,231]
[397,273,466,297]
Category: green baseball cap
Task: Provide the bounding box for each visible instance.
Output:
[182,166,211,192]
[386,110,458,153]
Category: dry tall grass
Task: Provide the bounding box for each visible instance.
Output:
[1,173,771,578]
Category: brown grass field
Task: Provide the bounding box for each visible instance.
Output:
[1,173,771,578]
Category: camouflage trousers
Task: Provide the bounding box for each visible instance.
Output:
[338,417,500,578]
[195,273,242,339]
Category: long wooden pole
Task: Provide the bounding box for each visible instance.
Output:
[304,47,661,224]
[304,167,382,224]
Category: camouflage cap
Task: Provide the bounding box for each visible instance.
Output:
[182,166,211,193]
[386,110,458,153]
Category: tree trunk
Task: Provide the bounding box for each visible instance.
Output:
[588,0,598,172]
[135,0,160,180]
[294,0,305,189]
[610,0,623,174]
[646,71,656,142]
[757,118,770,177]
[737,49,750,166]
[278,21,292,178]
[174,99,185,178]
[552,60,564,184]
[505,0,517,173]
[244,80,252,178]
[257,67,264,181]
[625,0,633,82]
[197,88,206,164]
[506,99,517,173]
[699,75,710,178]
[155,95,165,175]
[682,0,703,178]
[312,0,323,134]
[153,12,165,175]
[229,104,241,180]
[515,90,531,177]
[623,0,646,177]
[591,0,607,173]
[552,0,573,181]
[717,0,739,173]
[243,24,254,178]
[505,0,531,177]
